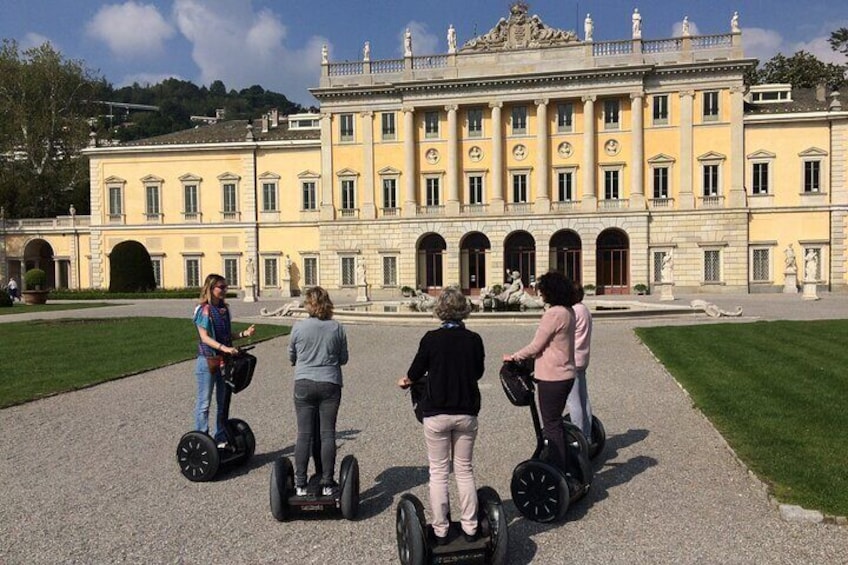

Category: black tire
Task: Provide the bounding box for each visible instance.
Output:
[176,432,220,482]
[563,423,593,498]
[589,415,606,459]
[396,494,427,565]
[477,486,509,565]
[270,457,294,521]
[227,418,256,463]
[563,420,590,462]
[510,459,569,523]
[339,455,360,520]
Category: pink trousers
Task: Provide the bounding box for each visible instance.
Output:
[423,414,478,537]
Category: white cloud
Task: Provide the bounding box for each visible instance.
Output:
[741,27,784,62]
[20,32,57,51]
[671,19,700,38]
[86,1,175,58]
[742,20,848,65]
[172,0,326,105]
[119,72,184,87]
[399,21,439,57]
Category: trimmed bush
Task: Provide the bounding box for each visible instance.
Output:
[109,241,157,292]
[24,268,47,289]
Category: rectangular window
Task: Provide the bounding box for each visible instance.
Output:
[752,249,770,281]
[752,163,769,195]
[703,91,720,121]
[653,251,666,282]
[302,181,316,210]
[467,108,483,137]
[184,185,198,214]
[703,164,719,196]
[557,103,573,133]
[151,258,162,287]
[604,99,620,129]
[557,171,573,201]
[653,167,669,199]
[264,258,278,287]
[224,258,239,287]
[145,185,160,215]
[262,182,277,212]
[804,161,821,193]
[340,114,354,141]
[303,257,318,286]
[185,258,200,287]
[425,111,439,138]
[341,257,356,286]
[468,176,483,204]
[381,112,395,140]
[383,178,397,209]
[426,177,440,206]
[604,170,620,200]
[704,250,720,282]
[511,106,527,134]
[653,95,668,125]
[512,174,527,203]
[109,187,122,215]
[222,183,237,212]
[383,256,398,286]
[341,179,356,210]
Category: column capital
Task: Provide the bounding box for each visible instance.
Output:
[629,91,644,100]
[320,112,332,121]
[444,104,458,113]
[729,85,746,94]
[534,98,549,107]
[581,95,596,103]
[488,101,503,110]
[679,90,695,99]
[402,106,416,114]
[360,110,374,118]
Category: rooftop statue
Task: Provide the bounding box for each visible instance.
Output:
[461,3,578,52]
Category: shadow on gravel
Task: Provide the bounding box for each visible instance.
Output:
[357,465,429,520]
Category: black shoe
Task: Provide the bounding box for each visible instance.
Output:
[463,530,479,543]
[434,534,450,546]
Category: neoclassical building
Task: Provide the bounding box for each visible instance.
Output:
[2,5,846,297]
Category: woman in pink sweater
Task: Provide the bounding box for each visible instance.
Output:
[503,271,578,471]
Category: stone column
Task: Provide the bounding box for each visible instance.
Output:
[630,92,646,209]
[445,105,460,215]
[581,95,597,211]
[403,107,418,217]
[361,111,376,219]
[319,112,335,220]
[678,91,695,209]
[489,102,505,214]
[728,86,746,208]
[534,98,550,213]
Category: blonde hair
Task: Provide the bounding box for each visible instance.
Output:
[304,286,334,320]
[433,286,472,321]
[198,274,226,305]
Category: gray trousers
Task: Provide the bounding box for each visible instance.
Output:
[293,379,341,486]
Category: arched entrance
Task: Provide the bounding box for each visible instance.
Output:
[550,230,582,285]
[596,229,629,295]
[23,239,56,289]
[504,231,536,287]
[417,233,446,289]
[460,232,490,294]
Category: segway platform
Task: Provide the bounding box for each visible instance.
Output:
[429,523,488,564]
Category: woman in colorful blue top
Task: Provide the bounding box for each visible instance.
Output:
[193,274,255,447]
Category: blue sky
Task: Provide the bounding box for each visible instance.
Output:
[1,1,846,105]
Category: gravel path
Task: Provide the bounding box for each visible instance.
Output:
[2,294,847,563]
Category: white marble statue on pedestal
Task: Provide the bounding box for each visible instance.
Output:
[404,28,412,57]
[632,9,642,39]
[321,44,328,64]
[803,249,820,300]
[682,16,691,37]
[244,257,257,302]
[660,251,675,301]
[363,41,370,62]
[731,11,740,33]
[783,243,798,293]
[280,254,293,298]
[584,13,593,41]
[447,25,457,53]
[356,260,370,302]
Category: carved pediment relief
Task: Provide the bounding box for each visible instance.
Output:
[179,173,202,182]
[697,151,727,162]
[746,150,776,160]
[461,2,578,53]
[104,175,126,185]
[140,174,164,184]
[298,169,321,178]
[647,153,676,164]
[798,147,828,157]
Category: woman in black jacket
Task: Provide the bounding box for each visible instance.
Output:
[398,287,485,544]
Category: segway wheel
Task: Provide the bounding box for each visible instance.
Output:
[563,420,591,462]
[589,415,606,459]
[227,418,256,463]
[339,454,360,520]
[270,457,294,521]
[396,494,427,565]
[477,486,509,565]
[176,432,220,482]
[511,459,569,523]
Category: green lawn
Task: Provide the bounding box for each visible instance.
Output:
[0,318,289,408]
[0,303,114,315]
[636,320,848,516]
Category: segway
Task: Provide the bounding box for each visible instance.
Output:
[176,347,258,482]
[564,412,606,460]
[395,486,508,565]
[500,359,592,523]
[269,411,360,521]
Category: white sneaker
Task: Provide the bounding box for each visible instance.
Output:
[295,486,308,497]
[321,484,338,497]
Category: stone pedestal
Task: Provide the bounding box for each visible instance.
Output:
[356,283,370,302]
[280,277,292,298]
[243,284,257,302]
[783,271,798,294]
[802,282,819,301]
[659,283,675,301]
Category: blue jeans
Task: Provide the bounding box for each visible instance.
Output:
[566,368,593,437]
[293,379,341,486]
[194,356,231,443]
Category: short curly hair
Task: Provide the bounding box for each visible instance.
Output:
[433,286,472,321]
[303,286,334,320]
[536,271,578,308]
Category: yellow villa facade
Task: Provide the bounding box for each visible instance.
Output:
[2,6,846,298]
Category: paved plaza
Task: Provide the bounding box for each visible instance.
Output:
[1,293,848,563]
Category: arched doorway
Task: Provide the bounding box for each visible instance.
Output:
[550,230,582,284]
[460,232,490,294]
[417,233,446,289]
[504,231,536,287]
[596,229,629,295]
[23,239,56,289]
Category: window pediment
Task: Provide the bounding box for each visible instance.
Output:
[746,150,776,160]
[336,168,360,177]
[798,147,827,158]
[258,171,281,180]
[217,172,241,181]
[179,173,202,182]
[697,151,726,162]
[647,153,676,164]
[378,166,402,176]
[140,174,164,184]
[104,175,126,185]
[298,170,320,179]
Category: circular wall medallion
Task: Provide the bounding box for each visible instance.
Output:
[557,141,573,158]
[468,146,483,162]
[604,139,620,156]
[425,148,440,164]
[512,144,527,161]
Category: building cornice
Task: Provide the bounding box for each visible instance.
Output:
[81,138,320,156]
[744,111,848,124]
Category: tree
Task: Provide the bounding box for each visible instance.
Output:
[0,40,101,218]
[829,28,848,57]
[754,51,846,90]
